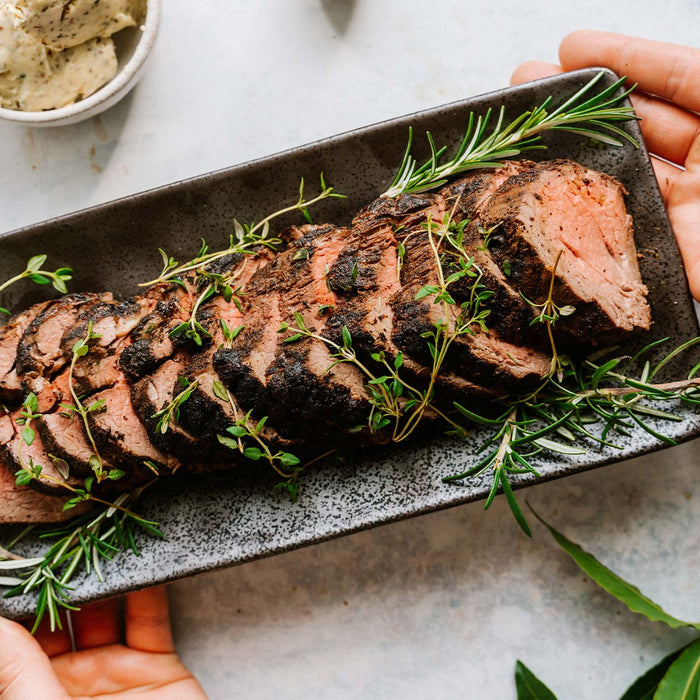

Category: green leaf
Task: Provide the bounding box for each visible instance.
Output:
[212,380,229,402]
[279,452,300,467]
[15,469,33,486]
[531,506,700,630]
[653,637,700,700]
[217,435,239,450]
[22,426,35,446]
[514,660,558,700]
[619,642,693,700]
[415,285,438,300]
[500,471,532,537]
[532,437,586,455]
[243,447,263,461]
[26,254,47,272]
[591,357,623,386]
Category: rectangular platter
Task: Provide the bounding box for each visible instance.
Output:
[1,68,699,619]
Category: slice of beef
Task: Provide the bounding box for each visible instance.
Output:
[0,457,92,524]
[215,225,372,441]
[36,409,104,478]
[61,296,157,400]
[391,220,551,391]
[0,410,85,496]
[339,197,502,400]
[88,380,179,477]
[478,159,651,338]
[15,292,113,410]
[130,352,212,465]
[119,280,198,379]
[61,297,154,356]
[0,300,52,404]
[439,164,544,343]
[175,257,304,462]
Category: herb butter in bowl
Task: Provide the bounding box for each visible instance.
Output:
[0,0,159,126]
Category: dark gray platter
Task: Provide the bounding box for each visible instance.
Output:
[1,68,699,619]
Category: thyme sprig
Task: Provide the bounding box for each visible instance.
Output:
[144,177,344,347]
[0,255,72,315]
[142,177,343,287]
[211,381,302,482]
[57,322,121,483]
[152,378,200,435]
[0,489,162,633]
[520,250,576,381]
[383,72,638,197]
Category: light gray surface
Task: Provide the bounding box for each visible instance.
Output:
[1,1,699,699]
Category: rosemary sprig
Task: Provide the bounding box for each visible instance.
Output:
[0,255,72,315]
[383,72,638,197]
[444,338,700,535]
[0,489,162,633]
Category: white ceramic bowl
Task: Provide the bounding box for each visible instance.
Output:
[0,0,160,127]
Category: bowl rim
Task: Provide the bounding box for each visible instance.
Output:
[0,0,160,124]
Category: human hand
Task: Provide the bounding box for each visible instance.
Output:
[511,30,700,302]
[0,586,208,699]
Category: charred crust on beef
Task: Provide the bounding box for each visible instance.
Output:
[0,300,53,403]
[16,293,111,376]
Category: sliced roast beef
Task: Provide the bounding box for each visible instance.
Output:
[215,225,372,440]
[0,457,92,524]
[62,297,153,355]
[0,300,52,404]
[354,177,550,390]
[478,159,651,338]
[391,220,551,390]
[324,221,493,411]
[36,409,104,478]
[15,292,113,410]
[88,380,179,477]
[119,283,196,379]
[131,352,210,464]
[0,410,85,495]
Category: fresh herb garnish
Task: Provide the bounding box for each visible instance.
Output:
[144,177,344,347]
[384,72,637,197]
[0,489,162,633]
[0,255,72,315]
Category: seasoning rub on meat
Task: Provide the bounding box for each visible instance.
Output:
[0,159,651,523]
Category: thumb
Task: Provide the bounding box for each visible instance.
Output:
[0,616,70,700]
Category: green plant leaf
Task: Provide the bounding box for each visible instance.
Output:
[531,506,700,630]
[515,660,558,700]
[653,637,700,700]
[619,641,694,700]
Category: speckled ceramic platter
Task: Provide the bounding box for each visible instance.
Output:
[1,68,699,619]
